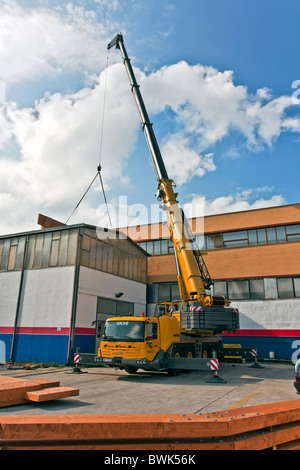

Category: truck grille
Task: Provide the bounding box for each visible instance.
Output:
[102,345,140,359]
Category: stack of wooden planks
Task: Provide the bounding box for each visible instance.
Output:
[1,399,300,449]
[0,375,79,408]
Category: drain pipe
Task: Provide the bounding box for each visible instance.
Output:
[67,227,82,365]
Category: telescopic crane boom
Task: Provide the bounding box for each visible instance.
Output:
[108,33,228,308]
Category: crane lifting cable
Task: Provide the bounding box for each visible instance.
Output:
[65,165,112,228]
[65,52,112,228]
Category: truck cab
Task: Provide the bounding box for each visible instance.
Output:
[98,314,185,373]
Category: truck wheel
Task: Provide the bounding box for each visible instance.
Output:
[186,350,194,358]
[124,366,138,374]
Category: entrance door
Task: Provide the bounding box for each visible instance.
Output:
[95,297,134,352]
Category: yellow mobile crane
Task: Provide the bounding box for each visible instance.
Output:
[98,34,240,374]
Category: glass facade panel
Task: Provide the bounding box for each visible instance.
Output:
[161,239,168,254]
[171,283,180,300]
[8,245,17,271]
[257,228,267,244]
[67,229,78,265]
[158,284,170,301]
[250,279,265,299]
[248,230,257,245]
[286,224,300,234]
[41,232,52,268]
[294,278,300,297]
[214,281,227,297]
[50,239,60,267]
[58,231,69,266]
[15,237,26,269]
[276,226,286,243]
[153,240,161,255]
[277,278,294,298]
[267,227,276,243]
[228,280,249,300]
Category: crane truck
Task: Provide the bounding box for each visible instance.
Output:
[96,34,240,374]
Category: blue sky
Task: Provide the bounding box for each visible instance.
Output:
[0,0,299,234]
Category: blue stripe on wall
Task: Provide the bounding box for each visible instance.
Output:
[73,335,96,355]
[11,334,69,364]
[222,335,300,361]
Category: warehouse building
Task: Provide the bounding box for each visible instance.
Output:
[125,203,300,361]
[0,217,147,364]
[0,203,299,364]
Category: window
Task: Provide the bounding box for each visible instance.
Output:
[103,320,145,342]
[248,230,258,246]
[267,227,276,244]
[277,277,300,298]
[249,279,264,299]
[7,244,17,271]
[228,280,249,300]
[277,278,294,298]
[286,224,300,242]
[257,228,267,244]
[294,278,300,297]
[206,233,223,249]
[153,240,161,255]
[214,281,227,297]
[276,226,286,243]
[158,284,171,301]
[223,231,248,248]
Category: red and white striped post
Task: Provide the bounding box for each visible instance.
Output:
[72,347,83,374]
[249,346,264,368]
[205,357,227,383]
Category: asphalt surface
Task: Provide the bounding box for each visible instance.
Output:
[0,361,298,416]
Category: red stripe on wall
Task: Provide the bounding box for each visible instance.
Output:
[0,327,70,335]
[0,327,95,335]
[0,327,299,337]
[223,329,300,337]
[74,328,95,335]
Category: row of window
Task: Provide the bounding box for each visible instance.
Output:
[138,223,300,255]
[0,229,78,272]
[215,278,300,300]
[0,227,148,284]
[81,229,147,283]
[147,277,300,302]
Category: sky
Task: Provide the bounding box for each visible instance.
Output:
[0,0,300,235]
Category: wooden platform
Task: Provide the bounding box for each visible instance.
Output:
[0,375,79,407]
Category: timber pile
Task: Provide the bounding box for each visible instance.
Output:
[0,375,79,407]
[0,399,300,449]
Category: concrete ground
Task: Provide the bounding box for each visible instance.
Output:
[0,361,298,416]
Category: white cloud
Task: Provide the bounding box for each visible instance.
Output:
[183,191,286,218]
[161,133,216,185]
[0,0,118,84]
[140,61,300,151]
[0,63,140,234]
[0,3,299,235]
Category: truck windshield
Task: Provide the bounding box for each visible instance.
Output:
[102,321,145,342]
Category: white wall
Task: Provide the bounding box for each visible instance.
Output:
[76,266,147,328]
[18,266,75,328]
[0,271,22,326]
[231,298,300,331]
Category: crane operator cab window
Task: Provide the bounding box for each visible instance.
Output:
[155,305,166,317]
